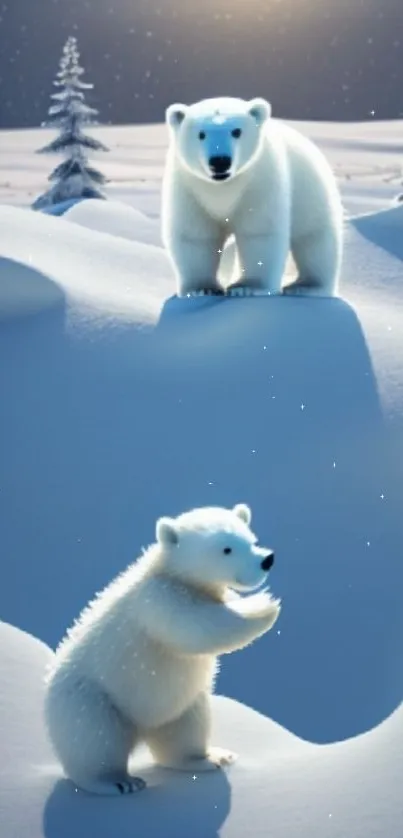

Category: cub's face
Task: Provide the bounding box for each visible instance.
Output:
[166,97,271,183]
[156,504,275,593]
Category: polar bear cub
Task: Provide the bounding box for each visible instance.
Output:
[162,96,344,298]
[44,504,281,796]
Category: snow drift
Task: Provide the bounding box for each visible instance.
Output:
[65,198,162,246]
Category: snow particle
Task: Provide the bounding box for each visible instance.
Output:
[300,403,305,411]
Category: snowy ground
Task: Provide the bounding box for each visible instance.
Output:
[1,118,403,217]
[0,119,402,836]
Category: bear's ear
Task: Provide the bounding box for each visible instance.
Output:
[233,503,252,526]
[156,516,179,546]
[248,98,272,127]
[166,103,188,129]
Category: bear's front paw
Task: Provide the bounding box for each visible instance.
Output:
[207,747,238,768]
[185,287,225,298]
[283,278,326,297]
[116,776,146,794]
[226,285,255,297]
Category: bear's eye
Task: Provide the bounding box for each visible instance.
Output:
[231,128,242,138]
[223,547,232,555]
[199,131,206,140]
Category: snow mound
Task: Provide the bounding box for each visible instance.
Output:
[351,202,403,262]
[0,204,172,322]
[0,257,65,320]
[0,621,401,838]
[65,199,162,246]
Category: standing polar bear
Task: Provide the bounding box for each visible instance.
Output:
[162,96,344,298]
[45,504,280,796]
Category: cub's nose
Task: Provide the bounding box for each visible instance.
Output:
[209,155,232,174]
[261,552,275,572]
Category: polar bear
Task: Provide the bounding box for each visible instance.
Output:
[44,503,280,796]
[162,96,344,298]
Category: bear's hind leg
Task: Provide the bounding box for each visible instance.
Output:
[285,226,342,297]
[145,691,237,773]
[45,674,146,796]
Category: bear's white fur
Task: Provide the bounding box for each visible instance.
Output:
[162,96,344,298]
[44,504,280,796]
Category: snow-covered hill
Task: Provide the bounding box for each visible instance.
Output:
[0,121,402,837]
[1,622,402,838]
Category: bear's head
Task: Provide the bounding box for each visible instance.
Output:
[155,503,274,594]
[166,96,271,183]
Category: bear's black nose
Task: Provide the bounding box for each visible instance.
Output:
[209,155,232,175]
[261,552,275,572]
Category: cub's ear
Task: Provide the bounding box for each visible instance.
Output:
[248,98,272,126]
[156,516,179,546]
[166,103,188,129]
[233,503,252,526]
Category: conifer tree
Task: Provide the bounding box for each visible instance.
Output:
[33,36,108,210]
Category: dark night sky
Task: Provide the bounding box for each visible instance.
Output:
[0,0,403,129]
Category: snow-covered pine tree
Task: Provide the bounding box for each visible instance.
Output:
[33,36,108,211]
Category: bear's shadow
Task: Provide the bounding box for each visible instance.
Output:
[154,292,402,744]
[43,764,232,838]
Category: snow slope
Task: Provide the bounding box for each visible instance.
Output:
[0,120,402,836]
[1,622,402,838]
